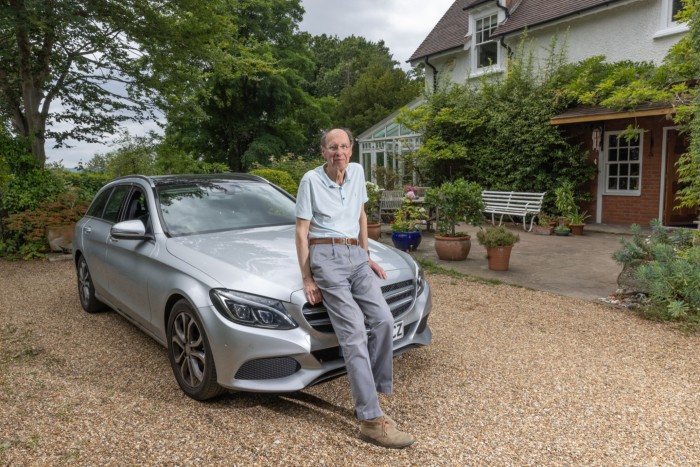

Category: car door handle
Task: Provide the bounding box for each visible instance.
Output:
[84,227,92,235]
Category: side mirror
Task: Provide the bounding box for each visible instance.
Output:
[111,219,151,240]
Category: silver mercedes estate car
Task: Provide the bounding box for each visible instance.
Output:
[73,174,432,400]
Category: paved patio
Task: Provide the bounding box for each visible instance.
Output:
[375,223,637,302]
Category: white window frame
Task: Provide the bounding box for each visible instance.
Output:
[468,5,505,77]
[603,130,644,196]
[655,0,688,39]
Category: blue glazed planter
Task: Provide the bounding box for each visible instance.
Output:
[391,230,422,251]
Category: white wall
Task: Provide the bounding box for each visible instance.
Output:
[504,0,685,67]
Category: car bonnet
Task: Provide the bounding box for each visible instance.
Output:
[164,225,411,303]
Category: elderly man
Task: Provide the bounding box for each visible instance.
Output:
[294,128,414,449]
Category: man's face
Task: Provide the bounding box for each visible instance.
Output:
[322,130,352,172]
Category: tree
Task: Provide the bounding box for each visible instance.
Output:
[307,34,423,136]
[0,0,249,166]
[163,0,330,171]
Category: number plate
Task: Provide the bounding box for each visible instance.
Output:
[392,321,404,341]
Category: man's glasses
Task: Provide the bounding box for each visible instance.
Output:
[324,144,351,152]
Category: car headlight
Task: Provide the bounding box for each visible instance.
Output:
[416,265,426,296]
[209,289,298,330]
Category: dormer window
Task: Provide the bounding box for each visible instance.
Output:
[475,14,498,68]
[468,5,505,76]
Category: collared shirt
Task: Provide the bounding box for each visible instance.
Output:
[295,162,368,239]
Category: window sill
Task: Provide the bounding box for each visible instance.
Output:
[469,66,505,79]
[603,191,641,197]
[653,24,689,39]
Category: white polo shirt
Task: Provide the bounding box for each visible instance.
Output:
[295,162,369,239]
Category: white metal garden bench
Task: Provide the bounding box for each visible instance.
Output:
[482,190,546,231]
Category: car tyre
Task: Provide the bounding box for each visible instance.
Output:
[76,255,106,313]
[167,299,225,400]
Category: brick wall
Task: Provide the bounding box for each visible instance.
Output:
[562,116,671,226]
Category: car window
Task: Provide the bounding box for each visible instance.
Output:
[86,187,113,218]
[157,181,296,236]
[102,185,131,223]
[123,188,152,233]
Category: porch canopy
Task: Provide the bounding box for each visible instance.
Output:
[550,102,676,125]
[356,98,424,186]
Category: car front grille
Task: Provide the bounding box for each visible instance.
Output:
[302,279,416,333]
[235,357,300,380]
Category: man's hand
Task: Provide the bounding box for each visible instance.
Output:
[304,277,323,305]
[368,258,387,279]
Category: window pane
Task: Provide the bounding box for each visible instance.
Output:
[608,178,617,190]
[609,150,618,162]
[478,42,498,68]
[630,148,640,160]
[619,148,628,161]
[103,185,130,223]
[619,178,628,190]
[608,134,618,147]
[386,123,399,137]
[673,0,683,19]
[609,165,618,176]
[630,177,639,190]
[630,164,640,176]
[620,164,629,176]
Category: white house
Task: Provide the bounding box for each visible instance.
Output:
[358,0,696,226]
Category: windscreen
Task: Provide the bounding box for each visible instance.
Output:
[157,181,297,236]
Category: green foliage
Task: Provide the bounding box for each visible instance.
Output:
[613,220,700,320]
[476,225,520,248]
[249,169,298,197]
[2,192,89,260]
[554,181,577,218]
[251,154,324,183]
[365,181,381,222]
[400,38,595,200]
[391,199,428,232]
[1,0,244,165]
[425,179,484,237]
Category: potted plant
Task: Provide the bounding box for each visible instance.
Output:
[390,199,427,251]
[554,181,577,224]
[365,181,382,240]
[554,221,571,236]
[567,210,590,235]
[533,213,555,235]
[476,225,520,271]
[425,179,484,260]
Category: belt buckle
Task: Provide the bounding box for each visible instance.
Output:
[337,238,352,246]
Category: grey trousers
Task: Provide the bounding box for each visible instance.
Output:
[310,243,394,420]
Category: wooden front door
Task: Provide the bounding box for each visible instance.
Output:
[663,128,698,226]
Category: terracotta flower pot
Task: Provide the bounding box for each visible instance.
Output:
[486,245,513,271]
[434,234,471,261]
[569,223,585,235]
[367,223,381,240]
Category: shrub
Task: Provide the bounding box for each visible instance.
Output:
[249,169,298,197]
[2,191,89,259]
[613,220,700,321]
[476,225,520,248]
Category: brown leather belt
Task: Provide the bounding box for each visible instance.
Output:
[309,238,359,246]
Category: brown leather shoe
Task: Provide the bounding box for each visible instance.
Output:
[359,416,415,449]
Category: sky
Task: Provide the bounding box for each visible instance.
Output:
[48,0,455,169]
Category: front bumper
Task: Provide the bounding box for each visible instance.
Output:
[201,283,433,392]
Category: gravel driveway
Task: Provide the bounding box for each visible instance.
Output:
[2,259,700,465]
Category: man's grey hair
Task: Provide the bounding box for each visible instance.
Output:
[320,128,354,148]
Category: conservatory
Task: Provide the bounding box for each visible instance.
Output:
[356,98,424,187]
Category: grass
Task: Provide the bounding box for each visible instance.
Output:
[415,257,508,286]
